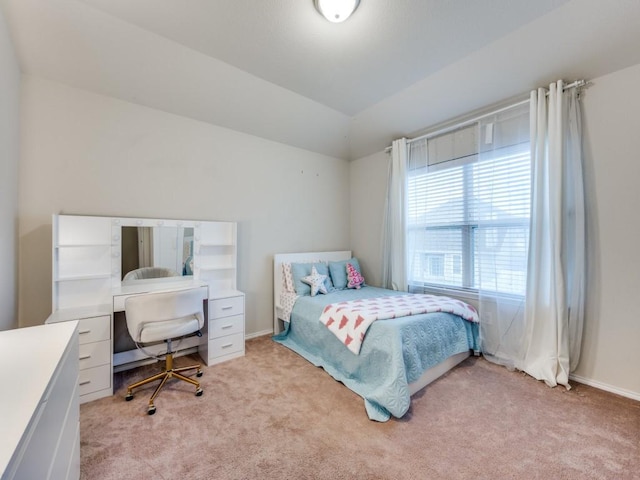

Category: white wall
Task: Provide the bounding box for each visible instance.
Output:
[3,0,351,159]
[349,150,388,288]
[349,0,640,160]
[19,76,350,335]
[0,7,20,331]
[575,62,640,398]
[349,64,640,399]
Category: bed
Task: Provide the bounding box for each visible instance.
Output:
[272,251,479,422]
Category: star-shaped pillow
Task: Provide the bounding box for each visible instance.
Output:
[301,266,328,296]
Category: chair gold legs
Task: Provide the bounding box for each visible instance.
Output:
[125,352,203,415]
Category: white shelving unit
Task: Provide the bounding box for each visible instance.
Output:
[195,221,237,293]
[53,215,113,312]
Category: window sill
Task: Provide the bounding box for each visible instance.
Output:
[409,284,479,303]
[409,283,525,307]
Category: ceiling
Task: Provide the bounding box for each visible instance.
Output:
[3,0,640,160]
[75,0,569,116]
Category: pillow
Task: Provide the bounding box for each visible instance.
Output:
[329,258,363,290]
[301,266,328,296]
[281,262,294,293]
[291,262,332,296]
[346,262,365,289]
[278,291,298,322]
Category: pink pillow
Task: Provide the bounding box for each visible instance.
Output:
[346,262,365,289]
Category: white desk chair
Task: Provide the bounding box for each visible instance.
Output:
[124,288,205,415]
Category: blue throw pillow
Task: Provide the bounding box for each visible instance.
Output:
[291,262,333,296]
[329,258,363,290]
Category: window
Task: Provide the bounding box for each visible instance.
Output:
[406,105,530,296]
[452,254,462,275]
[423,253,444,278]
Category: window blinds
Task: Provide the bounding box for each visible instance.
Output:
[406,103,530,295]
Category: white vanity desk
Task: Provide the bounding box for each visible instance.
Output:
[46,214,245,404]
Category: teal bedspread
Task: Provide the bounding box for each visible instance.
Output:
[273,286,479,422]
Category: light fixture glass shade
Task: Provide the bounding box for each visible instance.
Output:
[314,0,360,23]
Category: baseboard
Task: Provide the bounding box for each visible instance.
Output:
[245,329,273,340]
[569,374,640,402]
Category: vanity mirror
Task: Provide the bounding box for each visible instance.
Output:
[111,217,203,291]
[120,226,194,282]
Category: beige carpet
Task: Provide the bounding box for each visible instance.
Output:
[80,336,640,480]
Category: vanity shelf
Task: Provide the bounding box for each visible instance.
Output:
[52,216,114,311]
[195,222,237,292]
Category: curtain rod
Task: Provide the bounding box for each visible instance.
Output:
[384,79,586,153]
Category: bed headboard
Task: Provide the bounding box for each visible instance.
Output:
[273,251,351,334]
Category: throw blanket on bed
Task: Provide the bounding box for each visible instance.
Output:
[320,294,479,354]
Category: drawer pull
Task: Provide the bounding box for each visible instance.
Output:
[79,380,91,386]
[222,324,233,330]
[79,330,91,335]
[79,355,92,360]
[221,306,233,311]
[221,343,233,349]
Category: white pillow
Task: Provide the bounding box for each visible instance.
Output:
[301,266,328,297]
[279,291,298,322]
[282,262,294,293]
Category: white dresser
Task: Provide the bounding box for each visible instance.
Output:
[0,322,80,480]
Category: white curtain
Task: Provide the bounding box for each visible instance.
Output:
[521,81,586,387]
[476,103,531,370]
[381,138,408,291]
[404,137,429,295]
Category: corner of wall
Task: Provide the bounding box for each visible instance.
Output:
[0,6,20,330]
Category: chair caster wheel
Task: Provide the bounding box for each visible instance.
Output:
[147,405,156,415]
[195,388,203,397]
[196,371,203,377]
[125,393,133,401]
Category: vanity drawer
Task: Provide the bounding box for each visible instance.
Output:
[79,364,111,396]
[210,332,244,358]
[209,296,244,319]
[209,314,244,339]
[79,339,111,370]
[77,315,110,344]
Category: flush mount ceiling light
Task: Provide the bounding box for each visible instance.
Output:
[314,0,360,23]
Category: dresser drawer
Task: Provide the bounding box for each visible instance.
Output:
[209,314,244,339]
[210,332,244,358]
[77,315,110,344]
[209,296,244,319]
[79,364,111,396]
[79,339,111,370]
